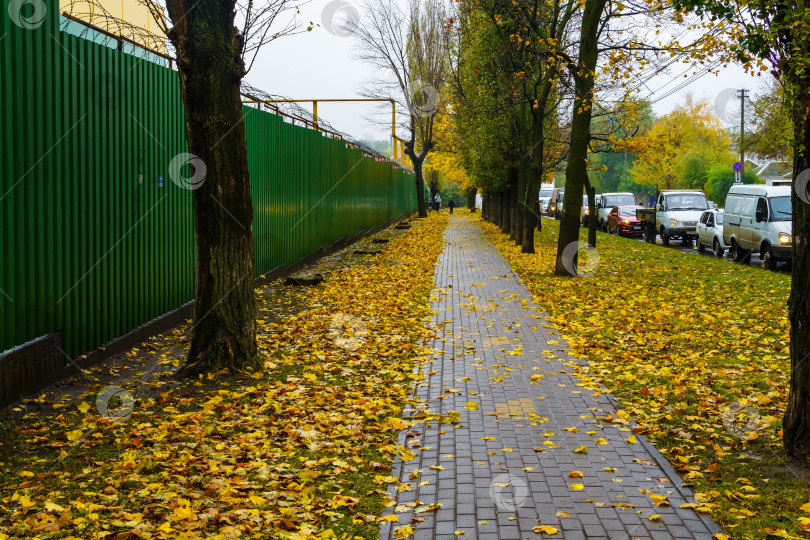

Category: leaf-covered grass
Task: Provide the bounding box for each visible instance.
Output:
[0,214,448,540]
[479,214,804,540]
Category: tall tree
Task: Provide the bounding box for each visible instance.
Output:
[672,0,810,459]
[145,0,302,376]
[347,0,449,218]
[748,81,794,162]
[619,95,735,190]
[451,0,519,229]
[554,0,608,276]
[451,0,572,251]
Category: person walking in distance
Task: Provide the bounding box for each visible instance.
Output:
[434,193,442,212]
[448,198,455,214]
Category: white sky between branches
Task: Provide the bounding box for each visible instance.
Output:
[244,0,765,143]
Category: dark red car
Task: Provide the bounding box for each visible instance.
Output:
[607,205,644,236]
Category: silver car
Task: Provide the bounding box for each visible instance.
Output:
[696,209,727,257]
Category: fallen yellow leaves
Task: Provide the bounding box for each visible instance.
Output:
[1,216,450,539]
[533,524,560,534]
[480,215,795,539]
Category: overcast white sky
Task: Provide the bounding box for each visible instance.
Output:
[244,0,768,143]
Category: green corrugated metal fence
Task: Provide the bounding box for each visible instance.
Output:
[0,2,416,359]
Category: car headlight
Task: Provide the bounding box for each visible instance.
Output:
[623,219,630,225]
[584,209,589,215]
[779,233,792,245]
[670,218,680,226]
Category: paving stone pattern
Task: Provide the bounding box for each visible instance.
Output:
[379,217,721,540]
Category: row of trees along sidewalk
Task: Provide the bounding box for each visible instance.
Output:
[447,0,810,460]
[137,0,449,377]
[449,0,727,253]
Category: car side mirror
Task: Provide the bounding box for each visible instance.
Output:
[657,204,664,211]
[755,211,764,223]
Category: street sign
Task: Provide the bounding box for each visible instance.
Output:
[733,162,743,172]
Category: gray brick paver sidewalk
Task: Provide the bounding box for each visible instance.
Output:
[380,217,721,540]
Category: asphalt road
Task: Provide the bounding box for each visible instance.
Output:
[547,216,791,273]
[625,230,792,273]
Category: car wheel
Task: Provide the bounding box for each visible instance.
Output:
[697,238,705,252]
[661,229,670,246]
[713,238,724,258]
[645,224,656,243]
[731,240,749,264]
[763,245,777,271]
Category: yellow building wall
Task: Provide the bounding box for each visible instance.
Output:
[60,0,166,52]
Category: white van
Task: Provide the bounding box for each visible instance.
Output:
[538,186,553,214]
[548,187,565,219]
[597,192,636,231]
[723,185,792,269]
[580,193,603,225]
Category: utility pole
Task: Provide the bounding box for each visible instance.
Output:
[623,148,627,192]
[737,89,747,172]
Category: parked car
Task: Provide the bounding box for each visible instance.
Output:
[696,209,727,257]
[538,188,553,214]
[607,205,644,236]
[597,192,636,231]
[548,187,565,219]
[653,190,709,246]
[723,185,792,269]
[580,194,603,226]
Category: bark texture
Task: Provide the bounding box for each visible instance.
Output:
[166,0,258,377]
[406,147,429,218]
[466,187,477,212]
[554,0,608,275]
[783,68,810,459]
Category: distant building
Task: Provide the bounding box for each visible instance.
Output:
[747,157,792,187]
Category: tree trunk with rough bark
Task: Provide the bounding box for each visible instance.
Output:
[524,82,552,250]
[783,70,810,459]
[467,187,477,212]
[409,152,428,218]
[166,0,258,377]
[515,104,530,247]
[500,190,510,233]
[509,167,520,241]
[522,111,543,253]
[586,182,597,248]
[554,0,608,276]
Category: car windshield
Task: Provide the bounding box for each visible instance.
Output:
[715,212,724,225]
[665,193,708,210]
[539,190,552,197]
[619,207,638,217]
[770,196,792,221]
[604,194,635,207]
